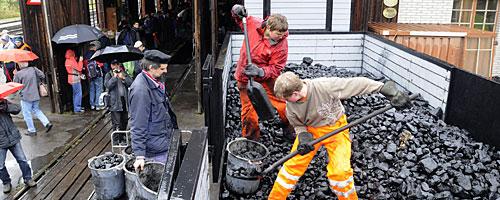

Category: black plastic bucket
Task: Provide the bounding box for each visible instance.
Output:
[225,138,269,195]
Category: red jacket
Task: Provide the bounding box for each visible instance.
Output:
[65,49,83,84]
[234,16,288,84]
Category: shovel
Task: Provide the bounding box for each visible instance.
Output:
[242,17,276,121]
[259,93,420,175]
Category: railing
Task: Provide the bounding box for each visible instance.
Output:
[0,18,23,36]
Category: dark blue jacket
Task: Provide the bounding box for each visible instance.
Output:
[0,101,21,148]
[129,72,178,157]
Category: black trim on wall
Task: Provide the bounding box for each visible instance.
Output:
[445,68,500,148]
[326,0,333,31]
[263,0,270,19]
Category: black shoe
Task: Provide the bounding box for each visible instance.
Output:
[45,123,53,133]
[25,131,37,136]
[3,183,11,193]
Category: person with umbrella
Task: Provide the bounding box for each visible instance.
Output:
[0,84,37,193]
[104,59,133,131]
[14,37,32,52]
[1,35,16,81]
[13,62,53,136]
[129,50,177,171]
[65,49,84,113]
[84,41,104,110]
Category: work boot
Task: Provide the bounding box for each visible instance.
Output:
[3,183,11,193]
[25,179,37,187]
[45,123,53,133]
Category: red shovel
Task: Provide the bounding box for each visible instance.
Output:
[0,82,24,99]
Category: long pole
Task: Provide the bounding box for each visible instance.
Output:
[42,0,62,113]
[262,93,420,174]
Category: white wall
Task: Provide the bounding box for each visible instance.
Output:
[493,10,500,77]
[397,0,453,23]
[363,35,451,110]
[245,0,350,31]
[230,34,364,72]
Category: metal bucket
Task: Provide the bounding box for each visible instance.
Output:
[225,138,269,195]
[123,158,139,199]
[137,162,165,199]
[88,154,125,199]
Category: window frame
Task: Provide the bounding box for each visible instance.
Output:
[452,0,500,31]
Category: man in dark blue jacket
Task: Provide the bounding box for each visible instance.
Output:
[0,99,36,193]
[129,50,178,171]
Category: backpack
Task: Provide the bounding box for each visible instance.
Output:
[87,60,103,79]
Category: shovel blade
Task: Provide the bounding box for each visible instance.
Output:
[247,80,276,121]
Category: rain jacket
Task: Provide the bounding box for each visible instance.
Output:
[65,49,83,84]
[104,69,133,112]
[0,101,21,148]
[16,43,32,51]
[234,16,289,84]
[129,72,178,158]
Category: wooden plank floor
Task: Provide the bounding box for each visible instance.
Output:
[13,113,115,200]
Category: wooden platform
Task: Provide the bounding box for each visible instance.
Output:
[11,112,114,200]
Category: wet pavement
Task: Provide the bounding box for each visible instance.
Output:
[1,95,98,199]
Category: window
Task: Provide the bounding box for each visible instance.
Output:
[89,0,99,27]
[464,37,493,77]
[452,0,499,31]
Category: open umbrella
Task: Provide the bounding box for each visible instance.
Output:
[91,45,144,63]
[0,82,24,99]
[0,49,39,62]
[52,24,104,44]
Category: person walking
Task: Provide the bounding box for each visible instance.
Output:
[129,50,177,171]
[105,60,133,131]
[65,49,84,113]
[0,98,37,193]
[1,34,16,81]
[84,41,104,110]
[13,62,53,136]
[268,72,410,200]
[230,4,293,140]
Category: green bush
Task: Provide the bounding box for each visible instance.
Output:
[0,0,20,20]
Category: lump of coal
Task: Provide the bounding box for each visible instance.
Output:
[90,152,124,169]
[221,61,500,199]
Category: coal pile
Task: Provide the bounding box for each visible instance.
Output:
[139,163,165,192]
[222,60,500,199]
[90,152,124,170]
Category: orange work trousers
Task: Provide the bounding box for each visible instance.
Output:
[238,79,288,140]
[268,115,358,200]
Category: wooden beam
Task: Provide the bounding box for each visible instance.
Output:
[194,0,202,113]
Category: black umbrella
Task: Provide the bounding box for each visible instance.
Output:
[52,24,104,44]
[91,45,144,63]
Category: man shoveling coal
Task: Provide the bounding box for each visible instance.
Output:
[268,71,410,200]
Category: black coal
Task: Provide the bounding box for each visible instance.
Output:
[90,152,124,170]
[222,59,500,199]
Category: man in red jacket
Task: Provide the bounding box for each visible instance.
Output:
[231,4,292,140]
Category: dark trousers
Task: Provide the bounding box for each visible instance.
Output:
[111,111,128,131]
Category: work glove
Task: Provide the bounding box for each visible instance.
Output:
[134,157,145,172]
[244,64,265,78]
[380,81,411,108]
[231,4,247,19]
[297,132,314,155]
[0,99,7,113]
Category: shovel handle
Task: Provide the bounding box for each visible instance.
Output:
[261,93,420,175]
[242,17,256,85]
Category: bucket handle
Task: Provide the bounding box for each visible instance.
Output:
[248,160,262,165]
